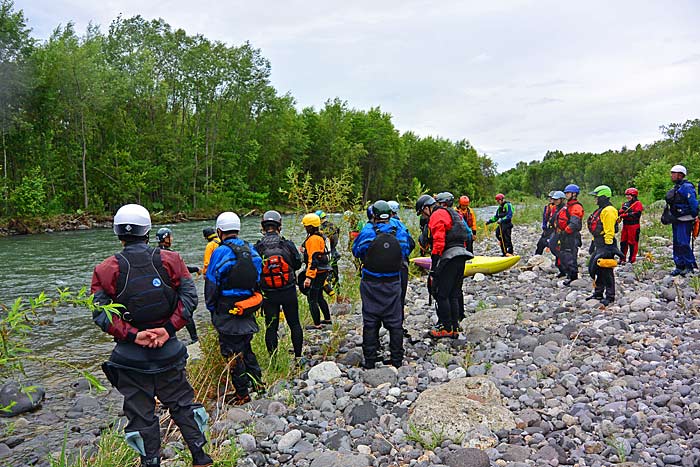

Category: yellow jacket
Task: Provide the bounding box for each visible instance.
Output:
[600,205,618,245]
[202,238,221,274]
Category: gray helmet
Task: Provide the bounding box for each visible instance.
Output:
[435,191,455,207]
[387,200,400,214]
[155,227,172,243]
[372,200,392,221]
[415,194,436,215]
[550,191,566,200]
[261,210,282,228]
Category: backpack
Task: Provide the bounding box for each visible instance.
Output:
[257,235,293,290]
[115,247,177,327]
[216,242,258,291]
[363,226,402,274]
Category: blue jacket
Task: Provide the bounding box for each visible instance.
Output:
[205,237,262,311]
[352,219,413,279]
[671,180,699,218]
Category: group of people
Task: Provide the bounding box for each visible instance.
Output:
[90,205,347,467]
[88,164,698,467]
[531,164,699,305]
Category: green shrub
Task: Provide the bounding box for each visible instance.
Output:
[9,167,48,217]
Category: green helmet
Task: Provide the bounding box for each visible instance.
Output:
[372,200,392,220]
[590,185,612,198]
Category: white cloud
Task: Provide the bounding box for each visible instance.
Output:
[17,0,700,170]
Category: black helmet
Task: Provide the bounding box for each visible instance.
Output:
[415,194,436,215]
[372,200,392,221]
[202,227,216,240]
[155,227,172,243]
[261,210,282,228]
[435,191,455,207]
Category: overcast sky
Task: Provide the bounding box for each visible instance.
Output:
[17,0,700,170]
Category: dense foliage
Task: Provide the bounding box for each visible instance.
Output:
[497,120,700,202]
[0,2,496,218]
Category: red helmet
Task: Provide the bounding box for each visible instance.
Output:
[459,195,470,206]
[624,188,638,196]
[495,193,505,201]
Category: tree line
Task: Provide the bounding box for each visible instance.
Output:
[497,120,700,202]
[0,2,496,219]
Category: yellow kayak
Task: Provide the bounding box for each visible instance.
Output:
[410,255,521,277]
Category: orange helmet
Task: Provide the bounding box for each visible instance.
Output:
[495,193,505,201]
[459,195,470,207]
[624,188,638,196]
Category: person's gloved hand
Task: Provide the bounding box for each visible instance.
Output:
[430,254,441,270]
[485,219,493,225]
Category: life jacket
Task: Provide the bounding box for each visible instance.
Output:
[666,180,696,219]
[215,242,258,291]
[620,199,642,225]
[115,247,177,328]
[557,200,583,232]
[363,225,402,274]
[257,234,293,290]
[437,206,469,249]
[588,204,618,237]
[303,233,331,270]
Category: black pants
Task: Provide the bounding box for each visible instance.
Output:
[535,229,553,255]
[185,318,198,342]
[400,263,409,308]
[308,271,331,325]
[434,256,467,331]
[466,236,474,254]
[456,275,465,321]
[360,278,403,366]
[103,364,206,459]
[589,244,616,300]
[558,235,579,280]
[217,333,262,397]
[495,223,513,255]
[263,287,303,358]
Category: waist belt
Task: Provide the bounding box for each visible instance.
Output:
[623,221,640,225]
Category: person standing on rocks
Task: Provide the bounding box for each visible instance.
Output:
[486,193,514,256]
[316,210,341,287]
[156,227,202,343]
[618,188,644,264]
[416,194,471,338]
[457,195,477,253]
[353,200,413,368]
[556,184,585,286]
[91,204,213,467]
[547,191,567,273]
[254,210,304,362]
[535,193,557,255]
[205,211,264,406]
[662,165,698,276]
[300,213,333,329]
[587,186,621,306]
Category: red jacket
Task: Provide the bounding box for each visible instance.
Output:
[428,207,454,256]
[91,246,192,342]
[557,200,584,234]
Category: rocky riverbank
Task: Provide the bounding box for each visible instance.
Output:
[3,223,700,467]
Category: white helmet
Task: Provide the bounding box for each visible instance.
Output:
[671,164,687,175]
[113,204,151,236]
[216,212,241,232]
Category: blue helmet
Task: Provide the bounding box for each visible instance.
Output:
[315,210,327,220]
[564,184,580,194]
[387,200,400,214]
[156,227,172,243]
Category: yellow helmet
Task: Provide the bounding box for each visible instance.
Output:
[302,213,321,227]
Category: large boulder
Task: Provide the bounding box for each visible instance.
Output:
[308,362,342,382]
[0,382,45,417]
[408,376,516,448]
[461,308,518,332]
